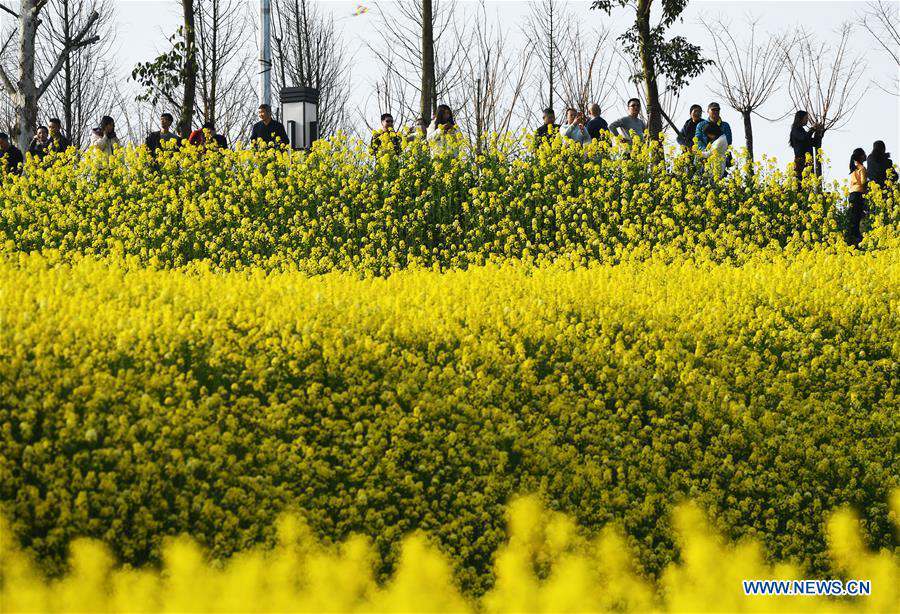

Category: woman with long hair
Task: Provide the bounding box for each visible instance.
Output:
[846,147,868,246]
[789,110,823,180]
[427,104,458,152]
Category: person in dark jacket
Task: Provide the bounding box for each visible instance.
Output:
[46,118,71,153]
[866,140,894,187]
[370,113,402,155]
[250,104,289,147]
[0,133,23,177]
[28,125,50,160]
[534,108,559,146]
[677,104,702,148]
[585,103,608,140]
[789,110,823,180]
[146,112,180,154]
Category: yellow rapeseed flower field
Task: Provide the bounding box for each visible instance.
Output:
[0,136,897,611]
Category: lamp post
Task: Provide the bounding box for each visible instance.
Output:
[259,0,272,107]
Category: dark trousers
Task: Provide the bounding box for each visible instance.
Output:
[846,192,866,246]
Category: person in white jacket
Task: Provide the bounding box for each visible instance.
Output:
[89,116,121,155]
[426,104,458,151]
[560,108,591,145]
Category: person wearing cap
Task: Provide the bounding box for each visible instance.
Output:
[694,102,732,149]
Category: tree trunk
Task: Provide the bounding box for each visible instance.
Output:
[742,110,754,165]
[15,0,40,152]
[548,0,554,111]
[63,0,74,141]
[636,0,661,138]
[179,0,198,137]
[420,0,435,124]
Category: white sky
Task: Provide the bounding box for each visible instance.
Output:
[38,1,900,178]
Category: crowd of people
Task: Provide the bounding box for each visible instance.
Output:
[0,99,894,246]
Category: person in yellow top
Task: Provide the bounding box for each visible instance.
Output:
[847,148,868,246]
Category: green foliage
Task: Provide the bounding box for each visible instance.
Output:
[590,0,712,95]
[131,28,186,111]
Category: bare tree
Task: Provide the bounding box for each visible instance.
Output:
[858,0,899,95]
[40,0,116,148]
[271,0,351,137]
[702,15,787,162]
[556,23,617,115]
[453,1,530,147]
[782,24,867,171]
[196,0,254,139]
[522,0,567,115]
[368,0,464,125]
[0,0,102,150]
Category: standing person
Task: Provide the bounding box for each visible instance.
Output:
[677,104,703,149]
[46,118,71,153]
[866,140,895,187]
[370,113,402,155]
[28,126,50,160]
[250,104,289,147]
[585,103,609,141]
[789,110,823,180]
[534,108,559,145]
[694,102,732,149]
[847,148,868,246]
[0,133,24,177]
[560,108,591,145]
[427,104,458,151]
[146,112,180,154]
[609,98,647,143]
[89,116,120,155]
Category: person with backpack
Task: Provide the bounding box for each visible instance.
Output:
[700,121,729,178]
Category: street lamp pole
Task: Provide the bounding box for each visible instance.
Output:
[259,0,272,107]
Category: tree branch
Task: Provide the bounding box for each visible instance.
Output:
[38,10,101,97]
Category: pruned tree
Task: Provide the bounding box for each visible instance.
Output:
[368,0,464,125]
[858,0,899,95]
[702,15,788,162]
[782,24,867,170]
[454,1,530,147]
[195,0,253,139]
[591,0,711,137]
[40,0,116,148]
[271,0,351,137]
[556,22,617,115]
[0,0,103,151]
[522,0,566,114]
